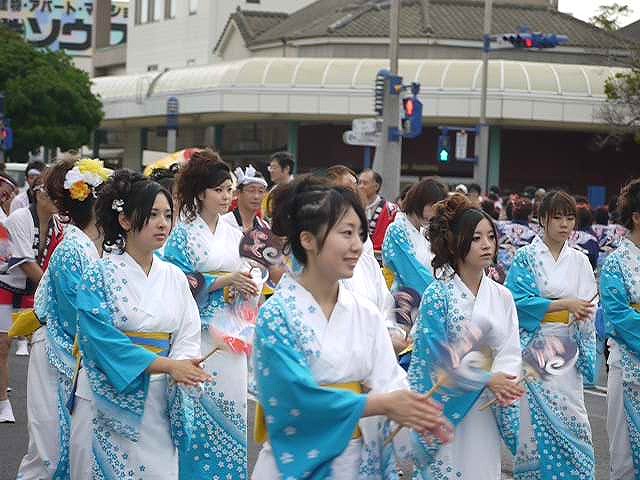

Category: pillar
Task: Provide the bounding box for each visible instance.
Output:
[287,121,299,173]
[487,125,501,190]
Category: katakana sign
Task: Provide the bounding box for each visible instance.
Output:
[0,1,128,56]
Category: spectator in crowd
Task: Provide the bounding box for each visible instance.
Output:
[467,182,482,208]
[10,160,46,213]
[358,169,398,258]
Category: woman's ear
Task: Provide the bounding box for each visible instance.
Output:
[299,230,317,256]
[118,212,132,233]
[632,211,640,229]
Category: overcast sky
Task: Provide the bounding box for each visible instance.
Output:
[558,0,640,27]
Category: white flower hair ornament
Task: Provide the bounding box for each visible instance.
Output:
[112,199,125,213]
[64,158,113,202]
[234,164,268,188]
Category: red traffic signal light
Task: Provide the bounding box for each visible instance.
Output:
[404,98,415,117]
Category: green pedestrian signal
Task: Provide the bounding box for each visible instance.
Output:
[437,133,451,163]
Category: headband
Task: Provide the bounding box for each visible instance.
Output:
[234,164,267,188]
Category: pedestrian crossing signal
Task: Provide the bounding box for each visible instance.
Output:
[437,134,451,163]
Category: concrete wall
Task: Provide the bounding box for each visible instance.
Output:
[126,0,316,74]
[219,24,253,62]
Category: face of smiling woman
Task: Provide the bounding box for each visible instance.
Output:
[302,206,364,282]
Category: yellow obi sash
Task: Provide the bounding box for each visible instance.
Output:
[125,331,171,357]
[382,267,395,290]
[543,310,570,324]
[8,309,41,338]
[254,382,363,444]
[632,304,640,312]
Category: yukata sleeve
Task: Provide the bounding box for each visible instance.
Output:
[490,291,522,377]
[505,248,551,334]
[365,308,408,393]
[573,254,597,383]
[163,225,218,294]
[382,222,434,294]
[254,299,367,479]
[44,245,86,373]
[76,263,157,394]
[601,256,640,357]
[169,275,202,360]
[489,291,521,455]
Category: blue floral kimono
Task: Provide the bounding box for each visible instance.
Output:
[505,236,596,479]
[17,225,98,480]
[163,214,249,479]
[600,238,640,478]
[252,274,411,479]
[382,212,435,295]
[410,273,521,480]
[73,253,201,479]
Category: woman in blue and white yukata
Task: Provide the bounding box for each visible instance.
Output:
[382,178,448,297]
[163,150,261,480]
[16,158,111,480]
[69,170,209,479]
[382,178,449,363]
[410,193,524,480]
[506,190,597,480]
[251,177,453,479]
[600,178,640,479]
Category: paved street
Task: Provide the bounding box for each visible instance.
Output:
[0,343,610,479]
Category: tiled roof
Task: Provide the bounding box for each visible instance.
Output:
[619,19,640,41]
[214,8,289,53]
[249,0,638,50]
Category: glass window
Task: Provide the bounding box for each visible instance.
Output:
[189,0,198,14]
[165,0,176,18]
[136,0,149,24]
[153,0,162,21]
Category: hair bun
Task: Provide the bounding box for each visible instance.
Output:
[271,176,329,238]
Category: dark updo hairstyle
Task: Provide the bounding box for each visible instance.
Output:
[271,175,367,266]
[150,163,180,195]
[402,177,448,217]
[538,190,576,231]
[176,149,232,221]
[428,193,498,276]
[45,157,96,230]
[618,178,640,231]
[95,169,173,253]
[512,197,532,222]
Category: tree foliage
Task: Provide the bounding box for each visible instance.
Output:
[589,3,633,32]
[601,56,640,145]
[0,26,103,162]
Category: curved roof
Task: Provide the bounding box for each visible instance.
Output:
[92,57,625,127]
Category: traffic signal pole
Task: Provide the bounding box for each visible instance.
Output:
[474,0,492,193]
[372,0,402,201]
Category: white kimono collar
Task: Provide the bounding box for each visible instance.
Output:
[531,235,571,263]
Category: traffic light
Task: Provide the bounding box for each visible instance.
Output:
[437,133,451,163]
[502,29,568,49]
[401,95,423,138]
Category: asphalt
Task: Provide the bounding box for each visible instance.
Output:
[0,343,612,480]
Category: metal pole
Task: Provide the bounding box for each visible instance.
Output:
[372,0,402,201]
[474,0,492,193]
[389,0,400,75]
[167,129,177,154]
